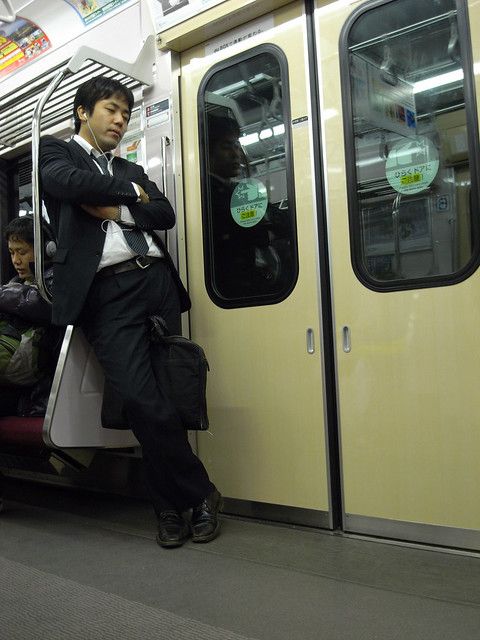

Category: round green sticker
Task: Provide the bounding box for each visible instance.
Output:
[230,178,268,228]
[385,136,439,195]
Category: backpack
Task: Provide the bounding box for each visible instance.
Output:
[0,319,45,386]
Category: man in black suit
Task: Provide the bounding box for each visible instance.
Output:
[40,76,221,548]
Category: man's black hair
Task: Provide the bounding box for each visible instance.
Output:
[207,114,241,151]
[4,215,55,247]
[4,215,34,245]
[73,76,135,133]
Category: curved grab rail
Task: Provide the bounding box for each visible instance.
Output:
[32,68,70,304]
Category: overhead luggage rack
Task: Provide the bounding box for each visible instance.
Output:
[0,61,142,154]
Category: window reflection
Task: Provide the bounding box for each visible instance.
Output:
[344,0,478,286]
[200,49,298,307]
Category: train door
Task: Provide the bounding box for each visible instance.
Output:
[179,2,331,525]
[316,0,480,548]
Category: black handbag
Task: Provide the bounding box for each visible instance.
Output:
[149,315,210,431]
[101,316,210,431]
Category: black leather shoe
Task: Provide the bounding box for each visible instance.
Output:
[191,489,222,543]
[156,510,191,548]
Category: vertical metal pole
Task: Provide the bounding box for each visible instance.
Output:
[31,68,69,302]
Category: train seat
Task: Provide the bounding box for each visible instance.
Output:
[0,416,44,447]
[0,327,138,452]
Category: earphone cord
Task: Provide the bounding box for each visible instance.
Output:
[85,115,117,236]
[86,117,111,165]
[101,219,139,235]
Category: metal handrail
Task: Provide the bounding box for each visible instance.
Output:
[31,35,155,302]
[349,11,453,53]
[32,68,70,303]
[0,0,15,22]
[160,135,169,197]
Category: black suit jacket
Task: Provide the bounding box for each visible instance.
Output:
[40,136,190,326]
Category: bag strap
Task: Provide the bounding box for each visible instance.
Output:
[149,315,170,339]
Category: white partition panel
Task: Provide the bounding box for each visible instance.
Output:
[43,327,139,449]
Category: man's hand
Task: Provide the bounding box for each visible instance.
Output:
[81,204,120,220]
[134,184,150,204]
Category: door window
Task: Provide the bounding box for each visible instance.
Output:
[341,0,480,289]
[198,46,298,307]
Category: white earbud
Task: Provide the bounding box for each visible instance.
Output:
[45,240,57,259]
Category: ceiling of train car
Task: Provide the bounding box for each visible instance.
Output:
[348,0,463,117]
[349,0,458,75]
[205,53,285,166]
[348,0,456,49]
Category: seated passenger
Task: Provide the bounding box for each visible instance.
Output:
[0,215,61,418]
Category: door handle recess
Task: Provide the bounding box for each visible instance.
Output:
[306,328,315,354]
[342,326,351,353]
[160,136,170,197]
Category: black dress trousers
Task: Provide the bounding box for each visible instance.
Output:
[81,259,214,514]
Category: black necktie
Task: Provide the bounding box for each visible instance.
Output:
[94,152,149,256]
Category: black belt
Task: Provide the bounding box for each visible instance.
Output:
[97,255,161,278]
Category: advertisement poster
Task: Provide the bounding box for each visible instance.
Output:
[154,0,224,31]
[119,107,146,168]
[351,55,417,138]
[65,0,132,26]
[0,17,51,78]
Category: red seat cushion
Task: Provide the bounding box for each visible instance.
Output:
[0,416,45,446]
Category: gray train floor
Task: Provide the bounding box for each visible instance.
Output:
[1,479,480,640]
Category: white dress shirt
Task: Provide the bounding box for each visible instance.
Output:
[72,135,163,270]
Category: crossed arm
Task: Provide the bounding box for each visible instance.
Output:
[81,182,149,222]
[40,136,175,230]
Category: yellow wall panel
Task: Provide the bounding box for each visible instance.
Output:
[317,0,480,530]
[181,2,330,512]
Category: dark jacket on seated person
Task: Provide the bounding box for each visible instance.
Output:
[0,268,53,326]
[0,268,63,417]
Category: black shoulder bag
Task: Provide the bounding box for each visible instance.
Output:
[149,315,210,431]
[101,316,210,431]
